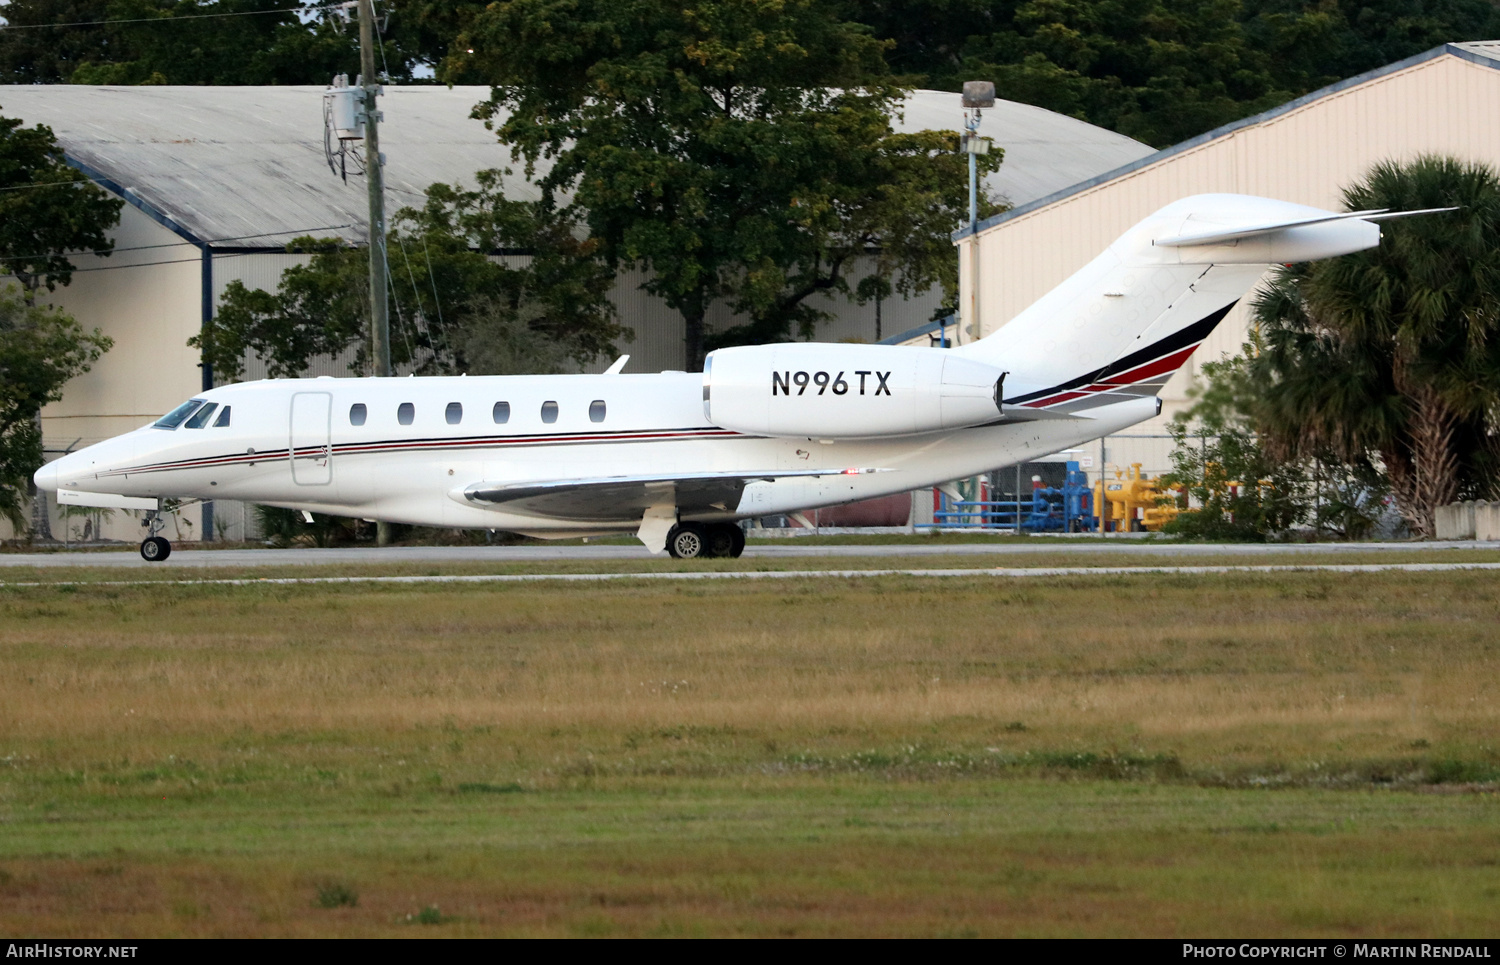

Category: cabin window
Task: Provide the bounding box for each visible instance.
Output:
[398,402,415,426]
[540,401,559,424]
[153,399,204,429]
[589,400,606,423]
[445,402,463,425]
[349,403,367,426]
[492,401,510,424]
[213,406,231,427]
[184,402,219,429]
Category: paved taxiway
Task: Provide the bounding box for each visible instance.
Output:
[3,561,1499,588]
[0,539,1493,568]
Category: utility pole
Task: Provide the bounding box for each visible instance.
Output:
[358,0,393,546]
[358,0,389,381]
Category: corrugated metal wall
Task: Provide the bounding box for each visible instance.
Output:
[957,53,1500,484]
[11,205,207,543]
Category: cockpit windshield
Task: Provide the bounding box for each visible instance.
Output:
[153,399,206,429]
[184,402,219,429]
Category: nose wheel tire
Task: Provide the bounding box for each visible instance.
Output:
[666,523,706,559]
[140,536,171,562]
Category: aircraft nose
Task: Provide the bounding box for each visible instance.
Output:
[32,459,59,493]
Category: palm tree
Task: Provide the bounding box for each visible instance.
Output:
[1248,156,1500,537]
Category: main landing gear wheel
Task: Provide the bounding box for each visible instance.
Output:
[704,522,746,559]
[666,523,706,559]
[667,523,744,559]
[140,536,171,562]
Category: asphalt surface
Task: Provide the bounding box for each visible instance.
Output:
[0,539,1494,568]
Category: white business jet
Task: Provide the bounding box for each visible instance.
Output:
[34,194,1437,561]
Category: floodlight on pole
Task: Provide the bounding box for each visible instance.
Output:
[961,81,994,229]
[962,80,996,109]
[959,81,994,348]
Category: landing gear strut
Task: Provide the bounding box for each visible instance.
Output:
[140,509,171,562]
[666,522,744,559]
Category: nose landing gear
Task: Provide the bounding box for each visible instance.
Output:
[139,508,171,562]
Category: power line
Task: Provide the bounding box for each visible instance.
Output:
[3,236,364,276]
[0,177,95,195]
[20,250,264,274]
[0,2,349,31]
[0,223,355,264]
[378,12,453,369]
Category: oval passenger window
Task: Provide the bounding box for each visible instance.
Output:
[589,400,606,423]
[493,401,510,424]
[349,403,367,426]
[397,402,414,426]
[540,401,558,424]
[446,402,463,425]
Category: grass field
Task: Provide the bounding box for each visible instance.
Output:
[1,560,1498,936]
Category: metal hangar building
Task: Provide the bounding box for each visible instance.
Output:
[0,84,1151,541]
[952,41,1500,488]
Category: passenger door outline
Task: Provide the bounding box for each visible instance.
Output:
[290,392,333,486]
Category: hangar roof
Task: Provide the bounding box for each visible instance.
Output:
[0,84,1152,249]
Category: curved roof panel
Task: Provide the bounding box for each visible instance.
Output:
[0,84,1152,249]
[894,90,1153,209]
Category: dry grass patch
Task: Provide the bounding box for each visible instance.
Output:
[1,571,1497,780]
[1,569,1498,935]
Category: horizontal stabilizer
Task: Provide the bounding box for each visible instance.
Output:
[460,468,890,522]
[1154,207,1456,248]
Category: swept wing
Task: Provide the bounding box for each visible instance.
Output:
[459,468,889,522]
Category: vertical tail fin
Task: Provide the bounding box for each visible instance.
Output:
[959,194,1387,412]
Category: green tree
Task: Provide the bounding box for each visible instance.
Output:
[0,0,113,84]
[1161,352,1305,540]
[707,127,998,351]
[0,113,124,300]
[455,0,994,370]
[68,0,364,86]
[0,0,423,86]
[852,0,1500,148]
[1248,156,1500,537]
[398,0,491,83]
[1161,350,1387,540]
[0,288,113,531]
[0,111,122,537]
[197,170,622,380]
[1243,0,1500,93]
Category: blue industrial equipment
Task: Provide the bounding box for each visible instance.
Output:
[920,461,1096,532]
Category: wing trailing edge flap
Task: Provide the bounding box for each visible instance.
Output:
[456,468,891,522]
[998,407,1086,422]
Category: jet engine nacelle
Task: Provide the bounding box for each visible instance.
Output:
[703,343,1004,439]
